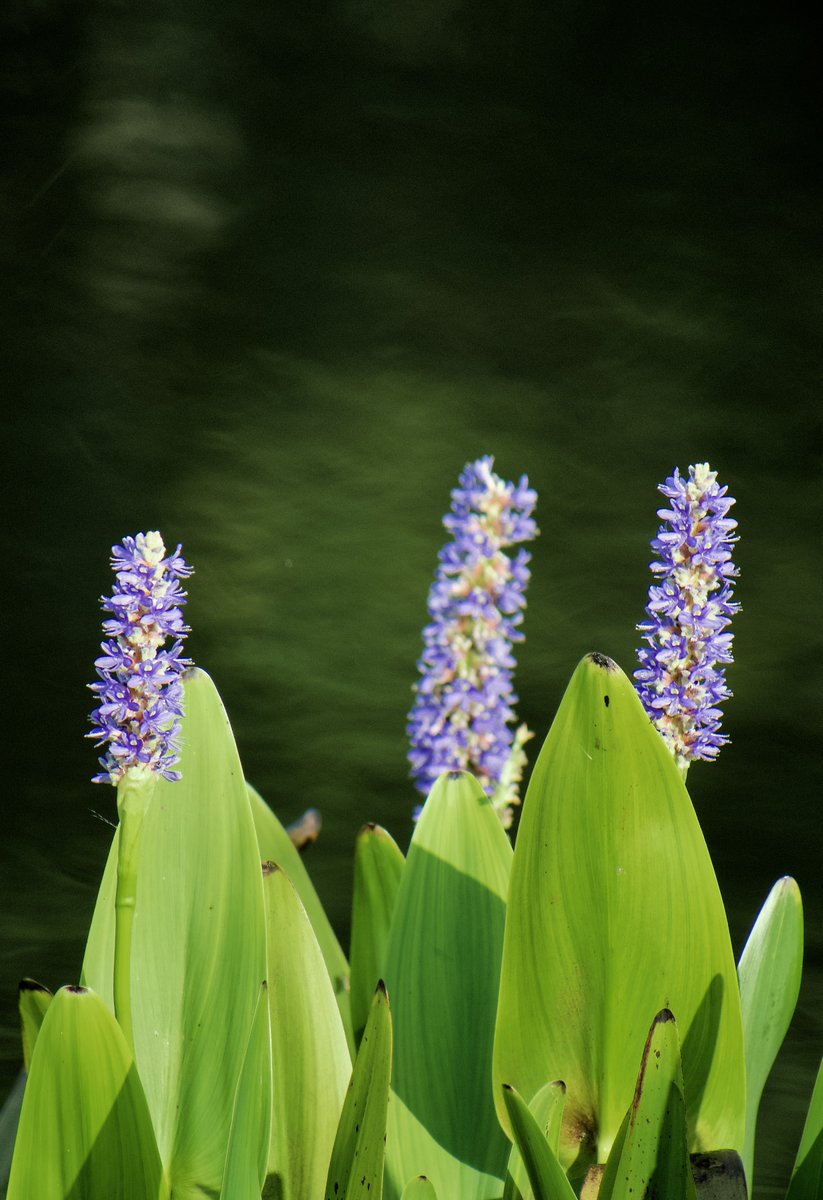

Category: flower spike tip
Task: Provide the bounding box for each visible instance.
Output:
[635,463,739,773]
[407,456,538,826]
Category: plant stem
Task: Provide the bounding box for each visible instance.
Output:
[113,770,155,1054]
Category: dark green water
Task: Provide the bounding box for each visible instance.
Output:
[2,2,821,1194]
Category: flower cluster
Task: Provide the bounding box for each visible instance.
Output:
[634,463,739,770]
[407,456,538,825]
[89,532,193,785]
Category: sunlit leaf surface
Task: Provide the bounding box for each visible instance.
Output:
[325,981,393,1200]
[350,824,404,1045]
[6,986,164,1200]
[384,770,512,1200]
[738,875,803,1186]
[494,653,745,1168]
[82,669,267,1198]
[263,863,351,1200]
[220,982,272,1200]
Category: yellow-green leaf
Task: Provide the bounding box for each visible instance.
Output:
[221,982,273,1200]
[7,986,165,1200]
[325,981,393,1200]
[738,876,804,1186]
[384,771,512,1200]
[504,1082,566,1200]
[18,979,52,1073]
[350,825,404,1045]
[597,1010,696,1200]
[494,654,745,1168]
[263,863,351,1200]
[787,1055,823,1200]
[502,1085,577,1200]
[82,669,268,1199]
[401,1178,438,1200]
[249,783,353,1047]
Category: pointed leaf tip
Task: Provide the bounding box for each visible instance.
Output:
[494,654,745,1161]
[587,652,618,671]
[18,979,50,995]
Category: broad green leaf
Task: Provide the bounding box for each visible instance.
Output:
[494,654,745,1167]
[221,983,273,1200]
[787,1055,823,1200]
[350,825,404,1044]
[325,981,393,1200]
[6,986,165,1200]
[504,1082,566,1200]
[249,783,353,1047]
[502,1084,577,1200]
[738,876,803,1185]
[263,862,351,1200]
[401,1179,438,1200]
[82,668,268,1199]
[384,771,512,1200]
[597,1010,695,1200]
[19,979,52,1072]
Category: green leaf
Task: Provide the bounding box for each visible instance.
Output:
[787,1055,823,1200]
[504,1082,567,1200]
[502,1084,578,1200]
[221,982,273,1200]
[263,862,351,1200]
[400,1179,438,1200]
[81,829,118,1010]
[350,825,404,1044]
[82,668,268,1199]
[583,1151,747,1200]
[325,981,393,1200]
[597,1010,696,1200]
[384,770,512,1200]
[6,986,165,1200]
[738,876,803,1186]
[494,654,745,1168]
[18,979,52,1073]
[249,783,353,1048]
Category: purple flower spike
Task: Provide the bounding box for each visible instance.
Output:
[88,531,193,785]
[407,456,538,826]
[634,463,739,771]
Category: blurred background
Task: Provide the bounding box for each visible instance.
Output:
[1,0,820,1192]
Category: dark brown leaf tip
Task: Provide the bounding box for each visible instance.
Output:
[19,978,50,994]
[65,985,88,995]
[376,979,388,996]
[588,651,617,671]
[261,860,279,875]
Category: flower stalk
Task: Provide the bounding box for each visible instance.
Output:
[112,770,155,1050]
[88,531,193,1046]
